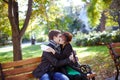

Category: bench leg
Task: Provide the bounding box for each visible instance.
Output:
[115,66,119,80]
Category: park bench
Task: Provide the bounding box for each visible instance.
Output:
[0,57,96,80]
[107,42,120,80]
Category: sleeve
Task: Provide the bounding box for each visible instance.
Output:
[53,44,73,59]
[62,44,73,57]
[43,51,71,67]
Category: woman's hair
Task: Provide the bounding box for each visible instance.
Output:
[62,32,73,44]
[48,30,61,40]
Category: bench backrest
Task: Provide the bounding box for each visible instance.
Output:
[107,43,120,64]
[0,57,41,80]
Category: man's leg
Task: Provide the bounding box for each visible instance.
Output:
[53,72,69,80]
[40,73,50,80]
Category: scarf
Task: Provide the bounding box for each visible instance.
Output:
[49,40,61,54]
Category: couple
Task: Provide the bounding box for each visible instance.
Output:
[32,30,88,80]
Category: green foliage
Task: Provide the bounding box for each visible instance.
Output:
[74,30,120,46]
[86,0,112,27]
[109,0,120,27]
[36,35,47,42]
[22,34,30,43]
[0,1,11,36]
[69,18,83,33]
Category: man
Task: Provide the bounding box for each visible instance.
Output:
[33,30,73,80]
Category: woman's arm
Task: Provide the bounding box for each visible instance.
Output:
[45,47,55,54]
[41,45,55,54]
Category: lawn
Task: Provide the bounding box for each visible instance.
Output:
[0,44,42,63]
[0,44,115,80]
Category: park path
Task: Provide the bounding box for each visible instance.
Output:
[0,42,47,52]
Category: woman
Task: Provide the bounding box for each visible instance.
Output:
[45,32,88,80]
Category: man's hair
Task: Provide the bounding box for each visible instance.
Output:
[48,30,61,40]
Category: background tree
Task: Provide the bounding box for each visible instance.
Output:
[110,0,120,29]
[0,0,11,44]
[83,0,111,31]
[3,0,33,61]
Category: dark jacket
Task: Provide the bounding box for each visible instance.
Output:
[32,43,71,78]
[60,43,88,80]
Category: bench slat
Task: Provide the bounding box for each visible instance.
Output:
[3,64,38,76]
[110,43,120,47]
[1,57,41,69]
[5,73,35,80]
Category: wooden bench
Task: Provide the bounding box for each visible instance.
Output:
[0,57,41,80]
[0,57,96,80]
[107,42,120,80]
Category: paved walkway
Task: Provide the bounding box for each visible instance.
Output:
[0,42,47,52]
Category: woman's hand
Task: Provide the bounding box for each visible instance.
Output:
[41,45,55,54]
[46,47,55,54]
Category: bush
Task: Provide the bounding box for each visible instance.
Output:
[36,35,47,42]
[22,34,30,43]
[74,30,120,46]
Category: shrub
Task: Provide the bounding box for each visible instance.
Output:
[36,35,47,42]
[22,34,30,43]
[74,30,120,46]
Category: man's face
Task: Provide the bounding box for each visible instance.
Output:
[53,34,61,44]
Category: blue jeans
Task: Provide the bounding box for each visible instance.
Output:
[40,73,50,80]
[53,72,69,80]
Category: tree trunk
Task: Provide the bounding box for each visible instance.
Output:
[12,35,22,61]
[8,0,22,61]
[99,11,106,32]
[7,0,33,61]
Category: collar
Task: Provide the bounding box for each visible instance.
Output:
[49,40,60,48]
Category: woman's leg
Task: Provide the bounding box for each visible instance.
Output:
[40,73,50,80]
[53,72,69,80]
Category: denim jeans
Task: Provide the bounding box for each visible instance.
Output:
[40,73,50,80]
[53,72,69,80]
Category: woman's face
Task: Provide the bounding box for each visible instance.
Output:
[59,35,65,45]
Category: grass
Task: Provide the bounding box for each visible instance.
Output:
[0,45,42,63]
[0,44,115,80]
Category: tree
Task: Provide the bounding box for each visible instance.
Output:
[0,0,11,36]
[3,0,33,61]
[110,0,120,29]
[83,0,111,31]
